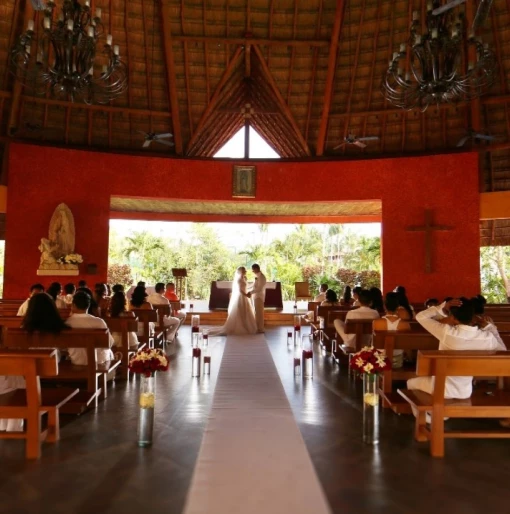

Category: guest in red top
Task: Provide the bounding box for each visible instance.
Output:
[164,282,179,302]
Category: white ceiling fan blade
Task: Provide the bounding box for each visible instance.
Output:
[457,136,469,147]
[155,139,174,147]
[154,133,173,139]
[333,142,347,150]
[137,130,149,136]
[357,136,379,142]
[353,141,367,148]
[432,0,466,16]
[473,133,496,141]
[142,140,152,148]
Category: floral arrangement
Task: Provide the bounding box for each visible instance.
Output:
[128,348,169,377]
[57,253,83,265]
[349,346,391,375]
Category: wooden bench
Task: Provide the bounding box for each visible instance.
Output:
[104,317,143,380]
[153,304,172,344]
[398,350,510,457]
[4,328,119,412]
[373,331,439,413]
[131,309,160,348]
[0,349,79,459]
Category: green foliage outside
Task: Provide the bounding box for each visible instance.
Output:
[108,223,381,301]
[480,246,510,303]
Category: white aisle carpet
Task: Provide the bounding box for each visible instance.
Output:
[183,334,331,514]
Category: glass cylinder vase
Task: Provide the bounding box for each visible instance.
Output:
[362,373,380,445]
[137,373,156,447]
[287,330,293,347]
[192,347,201,377]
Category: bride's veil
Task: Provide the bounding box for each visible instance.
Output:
[228,268,243,315]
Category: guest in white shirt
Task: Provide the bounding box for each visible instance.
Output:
[62,282,76,307]
[66,291,115,366]
[17,283,45,316]
[314,284,328,303]
[47,282,67,309]
[408,298,506,400]
[333,289,380,348]
[146,283,180,342]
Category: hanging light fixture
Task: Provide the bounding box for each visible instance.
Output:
[10,0,127,104]
[381,0,496,111]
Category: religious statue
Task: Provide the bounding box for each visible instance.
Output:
[37,203,81,276]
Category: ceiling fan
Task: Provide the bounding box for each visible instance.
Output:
[138,131,174,148]
[333,133,379,150]
[432,0,466,16]
[457,130,498,147]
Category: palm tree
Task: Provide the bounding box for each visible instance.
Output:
[123,231,165,267]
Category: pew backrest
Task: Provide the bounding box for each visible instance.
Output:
[0,349,59,378]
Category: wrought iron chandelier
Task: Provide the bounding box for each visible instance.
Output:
[381,0,496,111]
[10,0,127,104]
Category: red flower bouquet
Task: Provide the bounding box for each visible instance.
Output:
[349,346,391,374]
[128,348,169,377]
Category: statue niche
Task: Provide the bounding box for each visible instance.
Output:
[37,203,80,276]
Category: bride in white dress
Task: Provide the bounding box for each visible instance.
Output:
[207,267,257,336]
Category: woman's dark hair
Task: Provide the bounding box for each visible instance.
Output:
[450,297,475,325]
[112,284,125,294]
[384,292,400,313]
[353,286,362,296]
[394,285,406,295]
[22,293,68,333]
[325,289,338,303]
[369,287,384,313]
[396,289,413,319]
[130,286,148,308]
[342,286,352,303]
[471,295,486,315]
[46,282,62,301]
[110,291,128,317]
[63,283,76,295]
[425,298,439,308]
[75,287,99,315]
[94,283,107,299]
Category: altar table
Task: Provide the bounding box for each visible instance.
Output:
[208,281,283,310]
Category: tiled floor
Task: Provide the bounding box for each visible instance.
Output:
[1,326,509,514]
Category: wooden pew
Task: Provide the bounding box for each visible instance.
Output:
[104,317,141,380]
[398,350,510,457]
[372,331,439,413]
[153,304,172,344]
[4,328,119,412]
[131,309,159,349]
[0,349,79,459]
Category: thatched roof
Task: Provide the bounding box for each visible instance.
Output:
[1,0,510,242]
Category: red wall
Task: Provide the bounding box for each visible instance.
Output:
[5,143,480,301]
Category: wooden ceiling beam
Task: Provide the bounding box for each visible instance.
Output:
[160,0,183,154]
[173,35,330,47]
[464,0,481,132]
[253,45,310,156]
[267,0,275,67]
[286,0,299,105]
[186,46,243,154]
[316,0,346,156]
[203,0,210,101]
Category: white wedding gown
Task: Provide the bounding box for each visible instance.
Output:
[208,274,257,336]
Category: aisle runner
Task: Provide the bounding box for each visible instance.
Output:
[183,335,331,514]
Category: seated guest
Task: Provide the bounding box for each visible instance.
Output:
[62,283,76,306]
[147,282,180,342]
[75,287,100,317]
[340,285,354,306]
[472,294,493,325]
[78,280,87,288]
[129,285,155,337]
[164,282,187,327]
[47,282,67,309]
[66,291,114,366]
[321,289,340,306]
[112,284,125,294]
[425,298,439,308]
[110,291,138,351]
[314,284,328,303]
[352,286,362,307]
[369,287,385,314]
[137,281,146,288]
[407,298,505,409]
[17,283,45,316]
[373,292,411,331]
[394,285,414,320]
[333,289,380,348]
[93,282,110,317]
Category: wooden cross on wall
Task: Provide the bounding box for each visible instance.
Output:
[406,210,454,274]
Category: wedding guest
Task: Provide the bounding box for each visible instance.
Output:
[17,283,45,316]
[75,287,100,317]
[63,283,76,306]
[78,280,87,288]
[394,285,414,320]
[373,293,411,332]
[164,282,187,328]
[352,286,362,307]
[93,282,110,317]
[425,298,439,308]
[110,291,139,351]
[340,285,354,306]
[333,289,380,348]
[147,283,180,342]
[321,289,340,306]
[47,282,66,309]
[129,285,154,337]
[112,284,125,294]
[66,291,114,366]
[369,287,385,314]
[137,281,146,288]
[314,284,328,303]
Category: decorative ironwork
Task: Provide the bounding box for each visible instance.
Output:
[10,0,127,104]
[381,1,496,111]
